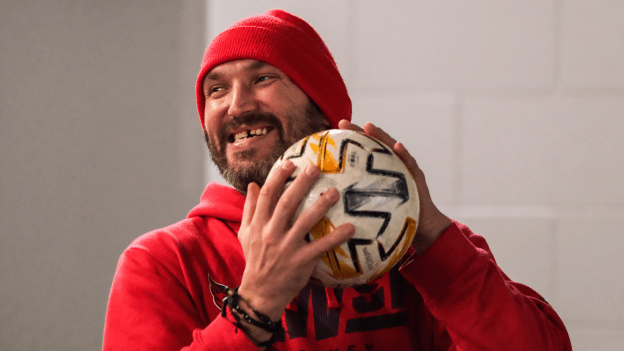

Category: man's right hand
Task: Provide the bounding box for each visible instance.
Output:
[236,159,355,336]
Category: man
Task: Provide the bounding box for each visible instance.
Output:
[103,9,572,351]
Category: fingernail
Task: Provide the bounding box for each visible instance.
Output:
[306,164,319,176]
[283,160,295,170]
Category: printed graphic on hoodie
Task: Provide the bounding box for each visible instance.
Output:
[210,267,410,343]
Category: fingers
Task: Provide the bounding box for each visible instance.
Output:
[242,182,260,228]
[300,222,355,261]
[339,119,399,152]
[343,120,424,186]
[363,122,398,149]
[254,159,297,221]
[393,142,422,178]
[271,163,322,231]
[338,119,365,133]
[288,187,340,240]
[254,159,325,234]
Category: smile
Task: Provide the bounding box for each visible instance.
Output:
[229,126,275,143]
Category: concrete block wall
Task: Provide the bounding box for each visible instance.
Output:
[0,1,207,350]
[207,1,624,349]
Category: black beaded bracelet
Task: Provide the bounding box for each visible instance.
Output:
[221,287,285,335]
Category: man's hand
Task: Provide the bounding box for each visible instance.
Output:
[338,120,452,254]
[237,159,355,331]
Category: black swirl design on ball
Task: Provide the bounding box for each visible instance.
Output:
[339,137,411,269]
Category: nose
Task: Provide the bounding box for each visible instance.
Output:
[227,84,256,118]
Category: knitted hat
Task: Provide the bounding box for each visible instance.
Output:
[195,9,351,130]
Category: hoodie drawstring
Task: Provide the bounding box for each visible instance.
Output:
[286,295,299,312]
[325,286,342,309]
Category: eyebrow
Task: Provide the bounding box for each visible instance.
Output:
[248,60,268,71]
[205,60,268,81]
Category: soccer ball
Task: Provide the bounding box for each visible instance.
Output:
[268,129,419,287]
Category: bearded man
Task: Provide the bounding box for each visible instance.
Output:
[103,9,571,351]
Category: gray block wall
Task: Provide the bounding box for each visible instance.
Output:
[0,1,206,349]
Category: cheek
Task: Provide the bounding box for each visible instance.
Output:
[203,118,223,151]
[203,106,222,135]
[203,105,215,128]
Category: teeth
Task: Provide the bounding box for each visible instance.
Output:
[234,131,245,142]
[232,128,269,142]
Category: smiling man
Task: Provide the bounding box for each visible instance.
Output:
[103,9,571,351]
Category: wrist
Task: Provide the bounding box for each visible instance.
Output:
[413,215,452,254]
[422,215,452,238]
[237,286,285,322]
[222,288,285,349]
[225,304,273,348]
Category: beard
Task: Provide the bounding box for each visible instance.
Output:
[204,101,329,194]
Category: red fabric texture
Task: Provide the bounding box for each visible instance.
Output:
[103,182,572,351]
[195,9,352,130]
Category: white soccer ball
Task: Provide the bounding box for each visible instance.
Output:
[268,129,419,287]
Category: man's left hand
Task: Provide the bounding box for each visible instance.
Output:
[338,120,452,254]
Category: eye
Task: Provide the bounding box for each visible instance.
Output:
[255,75,277,84]
[206,85,226,98]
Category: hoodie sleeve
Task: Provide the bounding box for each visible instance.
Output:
[399,220,572,351]
[103,245,259,351]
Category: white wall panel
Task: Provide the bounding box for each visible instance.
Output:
[562,0,624,89]
[461,96,624,206]
[567,327,624,351]
[355,0,555,91]
[556,216,624,322]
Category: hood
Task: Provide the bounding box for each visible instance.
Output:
[187,182,245,223]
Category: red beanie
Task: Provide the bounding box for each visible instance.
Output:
[195,9,351,130]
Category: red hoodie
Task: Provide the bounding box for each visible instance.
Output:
[103,182,572,351]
